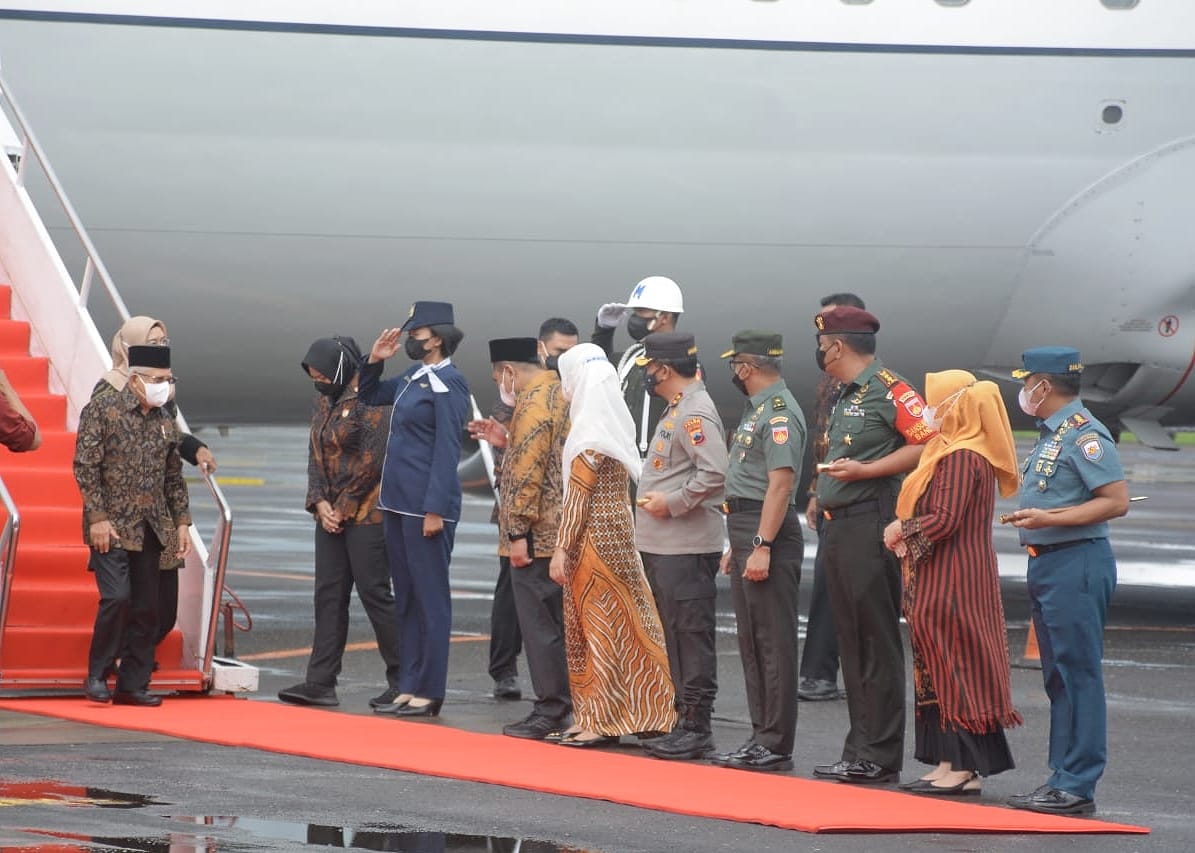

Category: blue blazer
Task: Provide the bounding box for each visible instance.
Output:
[358,358,469,522]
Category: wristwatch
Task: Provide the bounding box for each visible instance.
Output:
[752,535,773,549]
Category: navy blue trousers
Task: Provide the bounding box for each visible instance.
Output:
[1027,538,1117,799]
[383,513,455,700]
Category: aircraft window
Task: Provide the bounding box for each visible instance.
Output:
[1102,104,1124,124]
[935,0,970,6]
[839,0,874,5]
[1100,0,1138,8]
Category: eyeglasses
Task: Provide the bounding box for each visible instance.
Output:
[135,374,177,385]
[729,360,753,369]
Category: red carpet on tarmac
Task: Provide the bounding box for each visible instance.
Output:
[0,697,1148,836]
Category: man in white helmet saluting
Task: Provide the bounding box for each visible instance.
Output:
[592,275,686,458]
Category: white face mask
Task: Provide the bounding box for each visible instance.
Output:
[138,376,172,408]
[1018,379,1046,417]
[498,368,516,408]
[921,386,967,431]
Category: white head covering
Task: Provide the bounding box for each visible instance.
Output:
[558,343,642,490]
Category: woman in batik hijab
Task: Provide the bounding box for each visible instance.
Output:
[549,343,676,747]
[883,369,1023,796]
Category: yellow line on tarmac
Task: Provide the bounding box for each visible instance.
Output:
[240,635,489,662]
[184,476,265,486]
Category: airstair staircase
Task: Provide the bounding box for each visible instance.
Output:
[0,74,255,694]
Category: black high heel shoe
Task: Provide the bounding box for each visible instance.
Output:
[392,698,443,718]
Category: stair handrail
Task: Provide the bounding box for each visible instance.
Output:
[198,466,232,677]
[0,473,19,663]
[0,71,129,319]
[0,73,234,684]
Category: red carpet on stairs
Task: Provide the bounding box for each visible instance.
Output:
[0,284,193,688]
[0,697,1150,836]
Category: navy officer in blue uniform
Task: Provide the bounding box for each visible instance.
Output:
[360,301,469,718]
[1005,346,1128,816]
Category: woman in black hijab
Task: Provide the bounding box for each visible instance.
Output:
[277,336,404,709]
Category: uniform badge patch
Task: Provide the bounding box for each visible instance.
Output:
[656,440,665,452]
[771,425,789,445]
[653,457,664,470]
[1080,437,1104,462]
[684,417,706,446]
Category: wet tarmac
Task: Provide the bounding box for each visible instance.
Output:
[2,426,1193,852]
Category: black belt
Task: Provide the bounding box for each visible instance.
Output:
[1026,538,1099,557]
[723,497,796,515]
[821,499,880,521]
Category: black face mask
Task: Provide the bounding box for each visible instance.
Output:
[405,336,429,361]
[313,380,342,398]
[643,366,665,397]
[815,346,828,373]
[731,371,749,396]
[543,355,560,372]
[626,314,654,341]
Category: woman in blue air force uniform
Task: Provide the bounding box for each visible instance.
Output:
[358,301,469,717]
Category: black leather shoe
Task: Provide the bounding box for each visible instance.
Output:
[1010,786,1095,815]
[1006,784,1052,809]
[907,773,981,796]
[84,677,111,703]
[503,713,567,740]
[277,682,339,707]
[392,698,442,718]
[812,759,851,780]
[112,690,162,707]
[369,687,404,708]
[797,678,842,701]
[840,759,899,784]
[647,729,715,761]
[492,676,522,700]
[710,742,755,766]
[726,743,794,772]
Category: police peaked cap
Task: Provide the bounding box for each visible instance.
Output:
[721,330,783,359]
[1012,346,1084,379]
[401,301,455,332]
[635,331,698,366]
[488,337,539,364]
[127,344,170,369]
[814,305,880,335]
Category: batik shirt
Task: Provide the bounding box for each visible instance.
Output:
[498,370,569,558]
[305,384,389,526]
[73,385,190,553]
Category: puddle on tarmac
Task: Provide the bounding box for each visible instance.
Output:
[5,782,600,851]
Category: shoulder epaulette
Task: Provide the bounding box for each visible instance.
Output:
[875,368,900,388]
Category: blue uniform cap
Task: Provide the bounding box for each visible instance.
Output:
[1011,346,1084,380]
[401,301,455,332]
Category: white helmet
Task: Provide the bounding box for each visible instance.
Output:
[626,276,684,313]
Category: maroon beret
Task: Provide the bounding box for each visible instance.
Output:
[814,305,880,335]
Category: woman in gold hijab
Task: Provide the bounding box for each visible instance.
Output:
[883,370,1023,796]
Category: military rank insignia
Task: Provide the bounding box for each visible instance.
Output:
[684,417,706,446]
[772,397,787,411]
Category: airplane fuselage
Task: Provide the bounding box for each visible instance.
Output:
[1,1,1193,433]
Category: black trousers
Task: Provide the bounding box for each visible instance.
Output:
[799,514,840,683]
[726,507,803,756]
[88,527,162,693]
[507,555,571,721]
[642,551,720,727]
[822,502,905,771]
[308,522,402,688]
[488,556,523,681]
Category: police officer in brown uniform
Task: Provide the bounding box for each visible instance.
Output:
[811,306,933,784]
[633,332,729,761]
[712,331,806,772]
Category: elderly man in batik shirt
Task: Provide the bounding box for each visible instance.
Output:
[74,345,190,707]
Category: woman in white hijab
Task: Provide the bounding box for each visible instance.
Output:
[548,344,676,747]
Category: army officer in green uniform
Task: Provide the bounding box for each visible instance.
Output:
[811,306,934,785]
[712,330,806,773]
